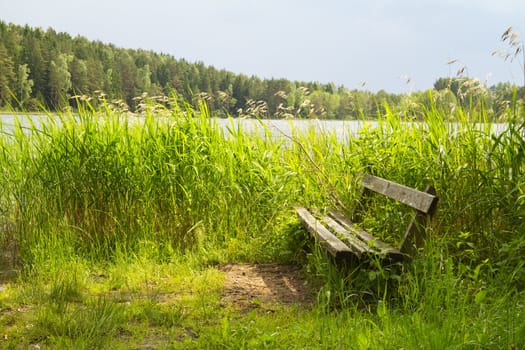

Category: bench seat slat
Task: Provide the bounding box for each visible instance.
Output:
[320,215,375,257]
[294,207,353,260]
[362,175,437,214]
[328,210,402,255]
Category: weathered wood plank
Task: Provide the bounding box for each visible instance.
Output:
[328,210,397,251]
[320,215,375,258]
[294,207,353,260]
[362,175,438,214]
[328,210,404,260]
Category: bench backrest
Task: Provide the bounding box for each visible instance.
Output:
[362,175,438,214]
[356,175,438,255]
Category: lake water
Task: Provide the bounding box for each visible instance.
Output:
[213,118,374,140]
[0,114,373,139]
[0,114,508,140]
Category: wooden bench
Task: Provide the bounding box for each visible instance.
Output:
[295,175,438,263]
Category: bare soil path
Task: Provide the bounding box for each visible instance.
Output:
[220,263,315,310]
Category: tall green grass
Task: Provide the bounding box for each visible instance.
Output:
[1,95,524,282]
[1,102,310,265]
[0,95,524,348]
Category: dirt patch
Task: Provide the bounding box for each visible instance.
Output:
[220,264,315,310]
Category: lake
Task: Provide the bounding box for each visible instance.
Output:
[0,114,373,139]
[0,114,508,140]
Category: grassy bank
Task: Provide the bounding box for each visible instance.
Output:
[0,99,524,348]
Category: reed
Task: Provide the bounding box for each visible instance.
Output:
[0,94,524,348]
[2,94,524,282]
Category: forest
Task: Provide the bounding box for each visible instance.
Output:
[0,20,524,120]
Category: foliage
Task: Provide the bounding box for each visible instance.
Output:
[2,21,524,120]
[0,93,525,348]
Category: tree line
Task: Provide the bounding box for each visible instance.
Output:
[0,21,523,120]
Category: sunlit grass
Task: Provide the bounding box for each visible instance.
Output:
[0,96,524,348]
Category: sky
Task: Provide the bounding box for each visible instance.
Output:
[1,0,524,93]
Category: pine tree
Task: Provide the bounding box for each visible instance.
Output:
[0,42,15,106]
